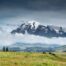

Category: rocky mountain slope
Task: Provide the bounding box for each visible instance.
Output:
[11,21,66,37]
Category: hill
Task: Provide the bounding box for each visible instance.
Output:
[56,45,66,52]
[8,43,60,52]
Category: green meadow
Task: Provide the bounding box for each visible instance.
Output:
[0,52,66,66]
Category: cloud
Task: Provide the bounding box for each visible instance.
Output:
[0,20,66,46]
[13,33,66,45]
[0,25,66,46]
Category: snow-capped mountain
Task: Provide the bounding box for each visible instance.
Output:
[11,21,66,37]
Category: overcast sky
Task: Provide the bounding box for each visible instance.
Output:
[0,0,66,27]
[0,0,66,46]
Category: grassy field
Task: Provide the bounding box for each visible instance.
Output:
[0,52,66,66]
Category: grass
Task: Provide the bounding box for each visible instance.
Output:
[0,52,66,66]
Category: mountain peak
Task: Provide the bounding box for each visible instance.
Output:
[27,21,40,29]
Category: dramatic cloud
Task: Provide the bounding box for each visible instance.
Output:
[0,24,66,46]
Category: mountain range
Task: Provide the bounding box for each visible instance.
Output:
[7,42,66,52]
[11,21,66,37]
[0,21,66,52]
[56,45,66,52]
[8,42,60,52]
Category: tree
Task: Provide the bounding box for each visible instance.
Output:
[6,47,9,52]
[3,46,9,52]
[3,46,6,52]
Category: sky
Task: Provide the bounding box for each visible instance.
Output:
[0,0,66,46]
[0,0,66,27]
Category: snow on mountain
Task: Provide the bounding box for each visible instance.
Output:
[27,20,40,29]
[11,21,66,37]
